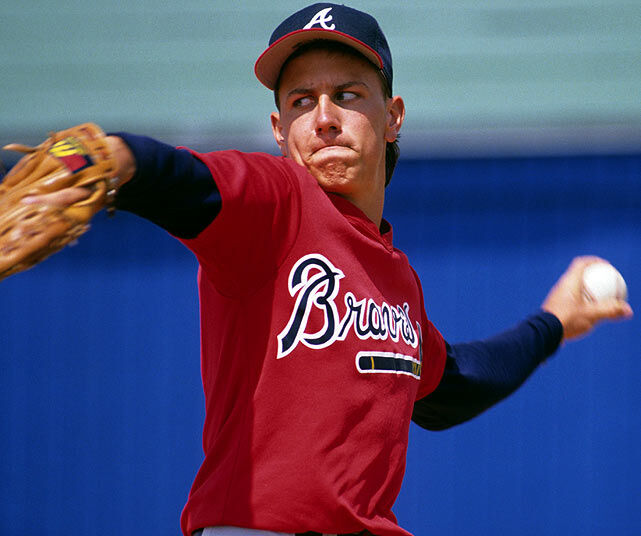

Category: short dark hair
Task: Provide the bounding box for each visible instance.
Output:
[273,40,400,187]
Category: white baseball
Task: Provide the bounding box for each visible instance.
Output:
[582,262,628,303]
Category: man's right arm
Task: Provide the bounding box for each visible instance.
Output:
[413,257,632,431]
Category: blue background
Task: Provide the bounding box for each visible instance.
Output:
[1,153,639,535]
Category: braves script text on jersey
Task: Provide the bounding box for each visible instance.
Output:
[176,150,447,536]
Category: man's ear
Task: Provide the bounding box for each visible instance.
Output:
[270,112,287,156]
[384,96,405,143]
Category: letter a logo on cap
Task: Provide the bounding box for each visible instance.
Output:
[303,7,336,30]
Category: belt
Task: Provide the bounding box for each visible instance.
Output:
[296,532,373,536]
[192,530,373,536]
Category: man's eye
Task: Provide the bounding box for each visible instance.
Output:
[336,91,357,102]
[292,96,313,108]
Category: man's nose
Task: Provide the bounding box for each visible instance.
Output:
[314,95,341,134]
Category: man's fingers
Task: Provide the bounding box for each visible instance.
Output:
[585,299,633,322]
[572,255,608,267]
[543,256,633,341]
[23,187,91,207]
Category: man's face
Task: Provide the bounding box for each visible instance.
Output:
[271,48,404,204]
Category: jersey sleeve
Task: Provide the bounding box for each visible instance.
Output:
[411,268,447,401]
[412,311,563,430]
[180,150,302,297]
[415,315,447,401]
[113,132,303,297]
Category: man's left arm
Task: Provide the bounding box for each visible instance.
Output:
[413,256,632,431]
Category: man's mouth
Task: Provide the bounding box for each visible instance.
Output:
[312,144,350,155]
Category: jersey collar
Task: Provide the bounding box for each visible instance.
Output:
[327,193,394,252]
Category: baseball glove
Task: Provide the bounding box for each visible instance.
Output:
[0,123,118,281]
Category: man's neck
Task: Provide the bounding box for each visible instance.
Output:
[334,189,385,229]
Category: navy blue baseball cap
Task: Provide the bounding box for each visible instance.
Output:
[254,3,393,93]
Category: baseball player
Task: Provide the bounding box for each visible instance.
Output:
[13,3,632,536]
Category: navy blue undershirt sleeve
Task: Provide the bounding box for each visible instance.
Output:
[111,132,222,239]
[412,311,563,431]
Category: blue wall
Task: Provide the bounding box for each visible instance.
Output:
[1,153,639,535]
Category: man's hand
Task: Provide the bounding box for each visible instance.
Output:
[542,256,633,341]
[0,126,137,281]
[22,135,135,207]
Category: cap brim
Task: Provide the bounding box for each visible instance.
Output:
[254,28,384,90]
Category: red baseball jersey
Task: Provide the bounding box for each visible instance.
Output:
[178,150,447,536]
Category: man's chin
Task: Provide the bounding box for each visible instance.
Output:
[309,161,353,188]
